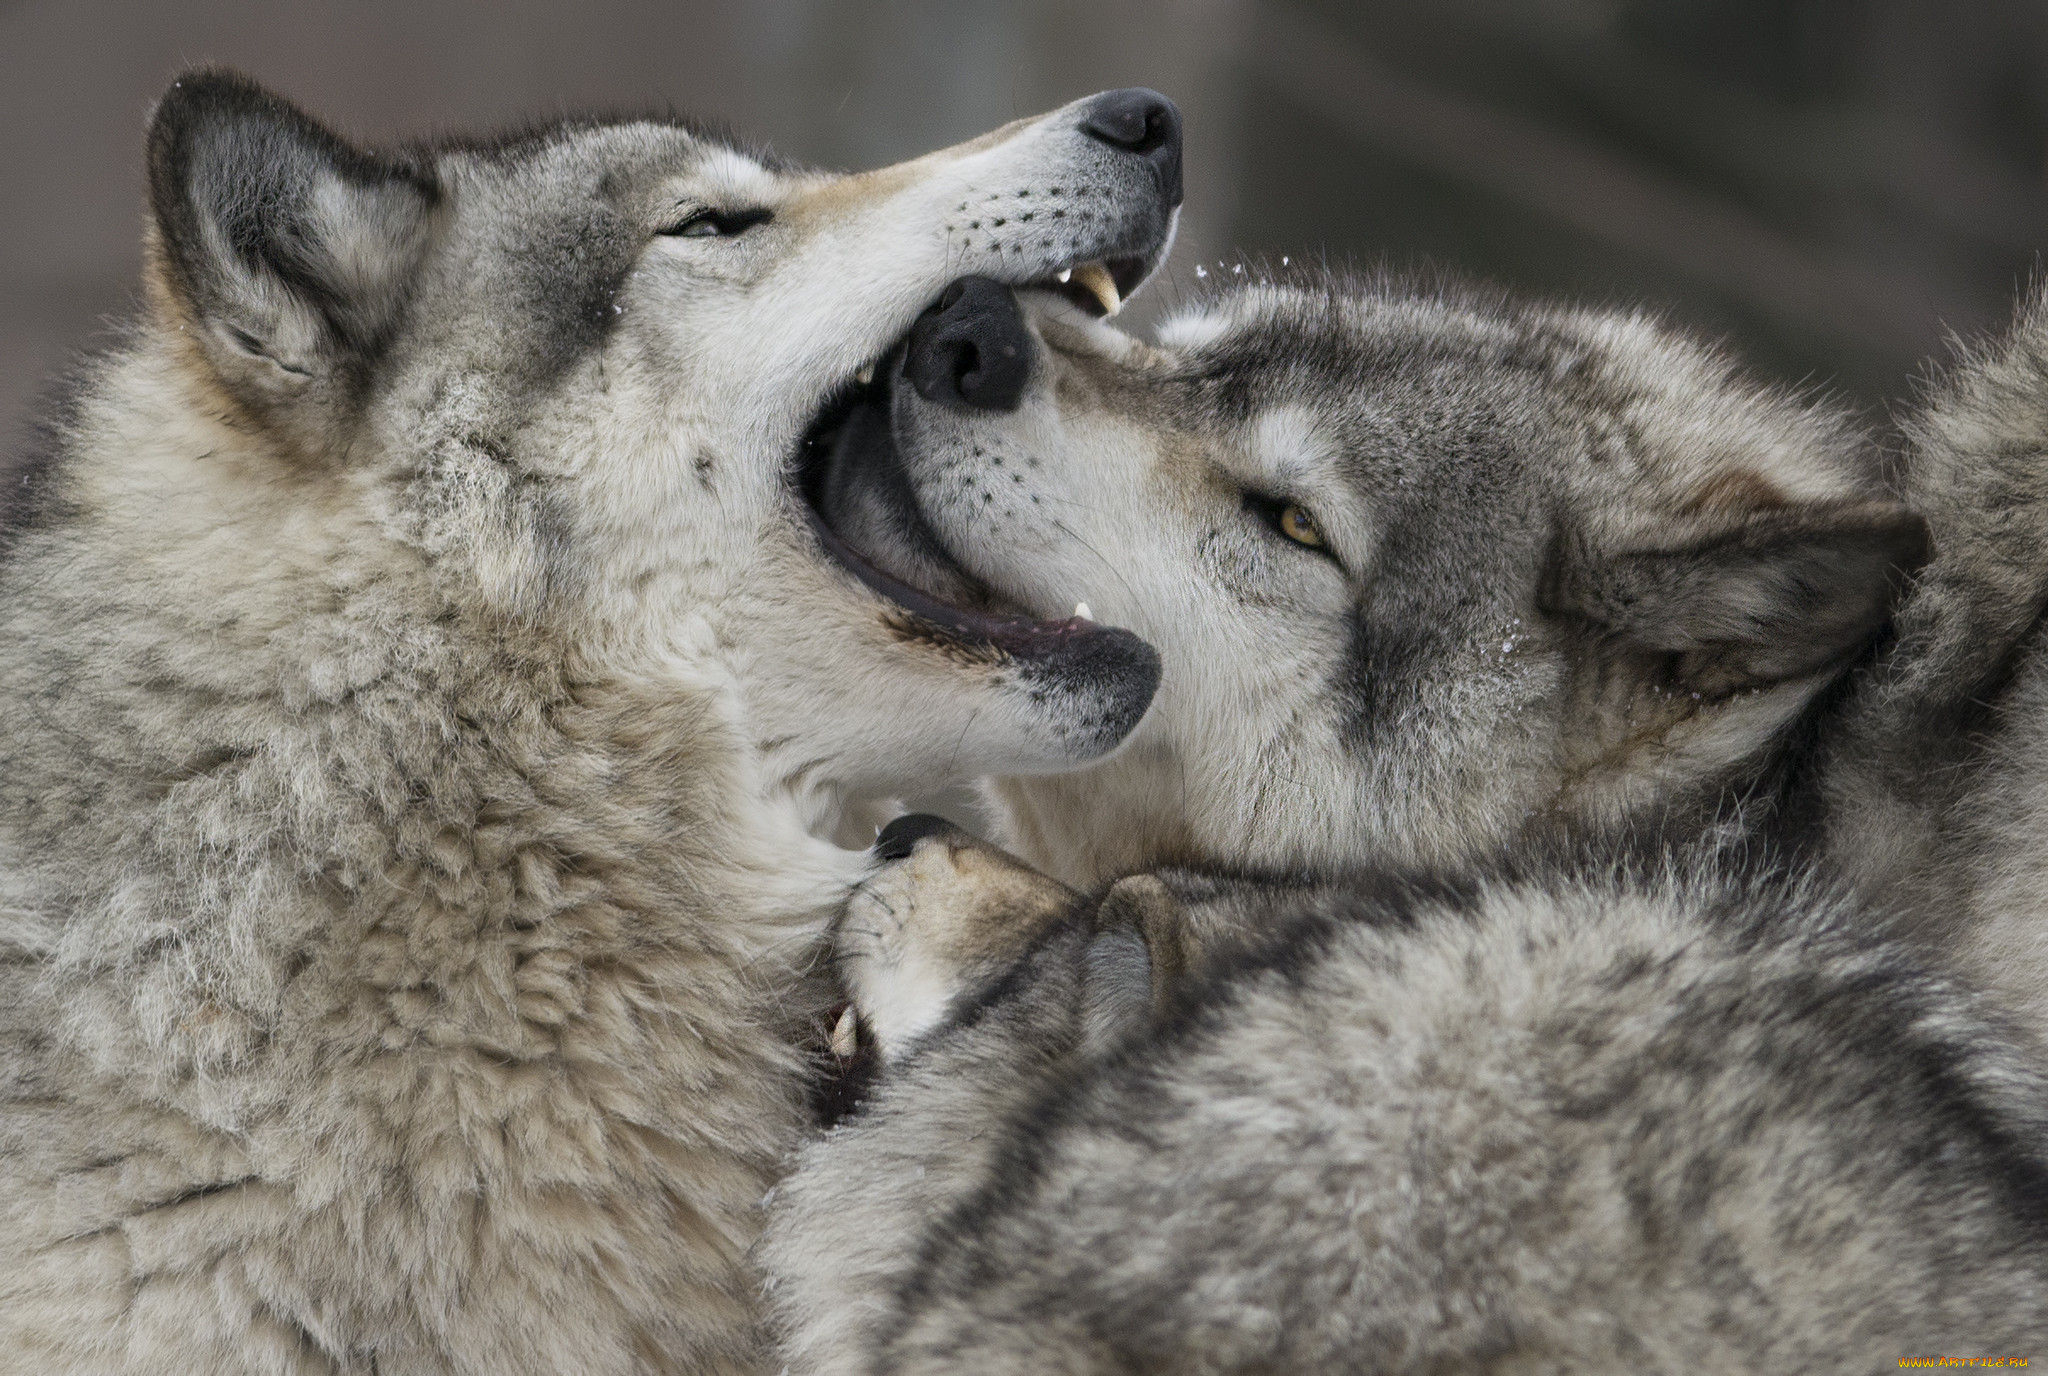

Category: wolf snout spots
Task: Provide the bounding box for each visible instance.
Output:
[905,277,1032,412]
[1078,88,1184,205]
[939,90,1180,309]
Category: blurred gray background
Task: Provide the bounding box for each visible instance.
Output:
[6,0,2048,454]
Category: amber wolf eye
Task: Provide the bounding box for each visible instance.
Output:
[1245,492,1330,552]
[1277,504,1324,548]
[660,207,774,237]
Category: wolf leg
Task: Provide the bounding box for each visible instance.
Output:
[771,821,1191,1375]
[767,839,1098,1376]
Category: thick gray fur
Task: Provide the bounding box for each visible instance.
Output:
[772,868,2048,1373]
[1819,285,2048,1046]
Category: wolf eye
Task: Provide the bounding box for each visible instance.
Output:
[660,207,773,238]
[1277,504,1325,548]
[1245,492,1335,560]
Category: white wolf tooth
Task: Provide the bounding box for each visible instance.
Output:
[1056,267,1073,283]
[1073,602,1093,621]
[1070,261,1121,316]
[830,1004,860,1059]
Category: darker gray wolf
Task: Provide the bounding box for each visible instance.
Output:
[809,269,1926,887]
[761,273,2048,1372]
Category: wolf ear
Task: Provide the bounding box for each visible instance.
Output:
[146,70,436,413]
[1544,499,1931,697]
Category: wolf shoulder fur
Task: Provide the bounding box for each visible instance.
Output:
[772,857,2048,1373]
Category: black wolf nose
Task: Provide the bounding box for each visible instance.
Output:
[874,812,956,860]
[1079,88,1183,206]
[904,276,1031,413]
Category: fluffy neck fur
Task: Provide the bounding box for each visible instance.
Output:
[0,334,855,1373]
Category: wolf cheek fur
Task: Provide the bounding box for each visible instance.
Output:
[0,72,1180,1374]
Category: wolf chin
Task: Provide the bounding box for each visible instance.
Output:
[0,72,1181,1373]
[762,273,2048,1371]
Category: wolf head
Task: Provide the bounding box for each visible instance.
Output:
[813,273,1928,882]
[124,71,1179,818]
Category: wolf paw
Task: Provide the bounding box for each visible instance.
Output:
[836,814,1079,1060]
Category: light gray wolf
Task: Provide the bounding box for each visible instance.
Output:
[760,274,2048,1372]
[0,70,1182,1374]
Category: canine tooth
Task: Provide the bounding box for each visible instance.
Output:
[1070,262,1121,316]
[856,364,874,386]
[831,1005,859,1059]
[1056,267,1072,283]
[1073,602,1093,621]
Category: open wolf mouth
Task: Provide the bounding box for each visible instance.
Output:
[796,358,1101,659]
[793,271,1152,675]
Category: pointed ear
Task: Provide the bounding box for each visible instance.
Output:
[1543,499,1931,696]
[146,69,436,419]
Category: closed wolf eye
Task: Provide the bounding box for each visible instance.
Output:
[660,207,774,237]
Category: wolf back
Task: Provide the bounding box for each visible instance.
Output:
[1816,283,2048,1052]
